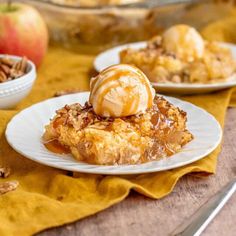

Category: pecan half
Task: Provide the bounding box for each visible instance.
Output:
[0,181,19,195]
[0,167,11,178]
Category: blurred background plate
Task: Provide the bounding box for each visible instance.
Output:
[94,41,236,94]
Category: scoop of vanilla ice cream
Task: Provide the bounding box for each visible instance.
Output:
[162,25,204,61]
[89,64,155,117]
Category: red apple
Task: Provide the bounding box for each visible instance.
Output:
[0,2,48,67]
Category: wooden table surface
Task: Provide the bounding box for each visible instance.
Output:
[38,108,236,236]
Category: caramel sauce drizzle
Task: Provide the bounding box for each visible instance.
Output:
[90,76,99,92]
[44,140,70,154]
[122,86,140,116]
[91,65,154,116]
[92,70,131,96]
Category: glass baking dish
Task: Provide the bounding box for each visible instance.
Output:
[20,0,233,54]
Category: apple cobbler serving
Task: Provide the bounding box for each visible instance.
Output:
[43,64,193,165]
[120,24,236,84]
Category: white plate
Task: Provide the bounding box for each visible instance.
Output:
[94,42,236,94]
[5,92,222,175]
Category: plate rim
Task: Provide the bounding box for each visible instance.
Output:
[5,92,223,175]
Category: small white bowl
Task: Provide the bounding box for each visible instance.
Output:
[0,55,36,109]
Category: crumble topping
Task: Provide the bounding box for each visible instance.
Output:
[43,95,193,165]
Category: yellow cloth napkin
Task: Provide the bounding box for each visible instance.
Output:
[0,46,235,236]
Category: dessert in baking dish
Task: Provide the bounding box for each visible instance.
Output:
[120,24,236,84]
[43,64,193,165]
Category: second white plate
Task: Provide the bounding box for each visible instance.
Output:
[94,42,236,94]
[5,92,222,175]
